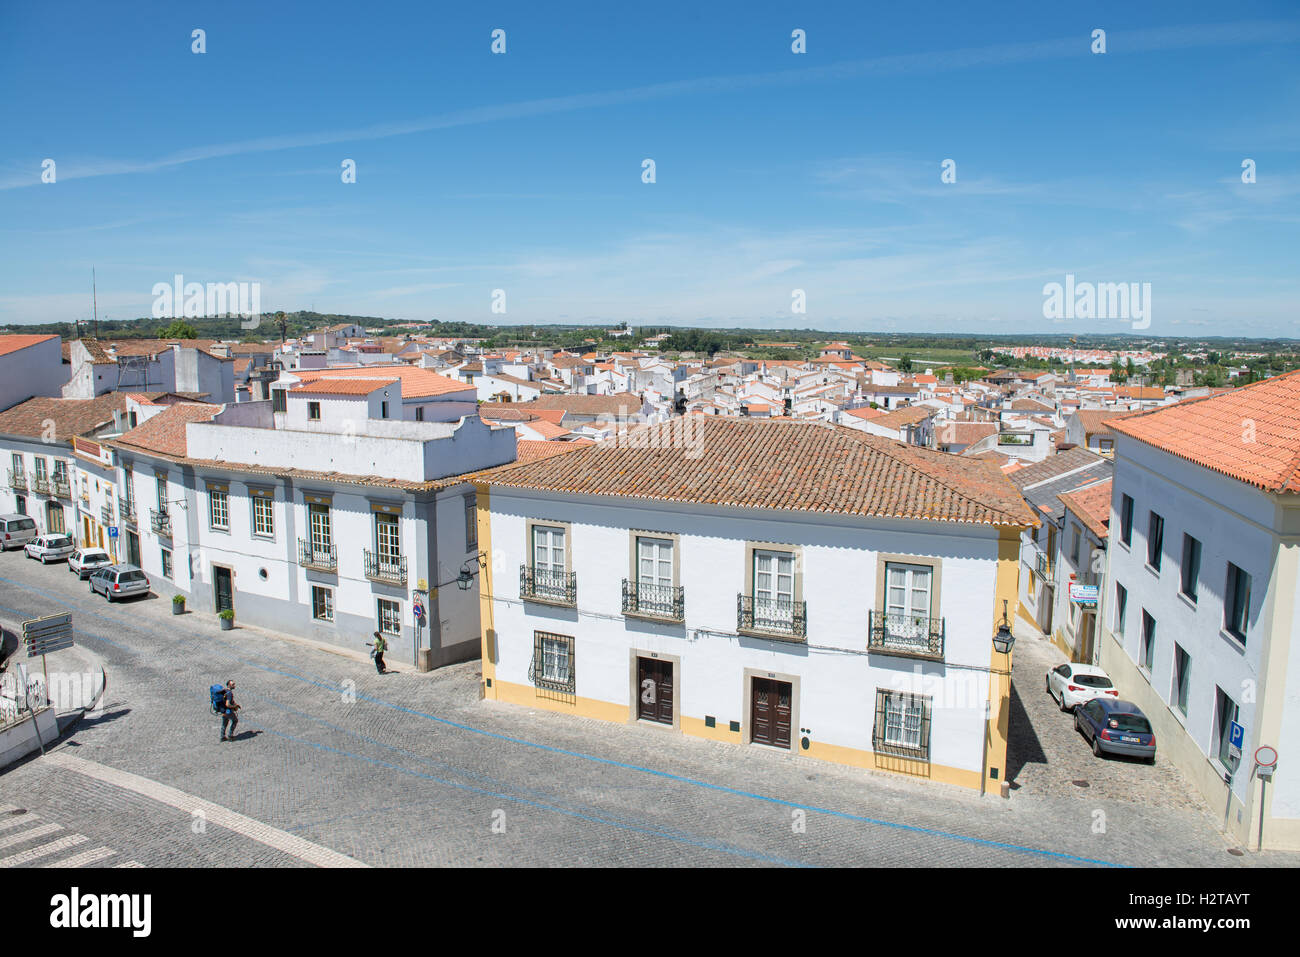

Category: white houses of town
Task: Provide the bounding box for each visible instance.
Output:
[473,417,1038,790]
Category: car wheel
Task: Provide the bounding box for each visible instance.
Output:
[1059,691,1071,713]
[1074,712,1082,733]
[1146,754,1156,766]
[1092,736,1104,758]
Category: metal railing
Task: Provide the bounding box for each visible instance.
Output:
[118,496,137,528]
[1035,551,1054,580]
[100,504,113,526]
[520,565,577,606]
[867,611,946,661]
[298,538,337,571]
[7,469,26,490]
[364,550,407,585]
[737,594,807,641]
[52,478,71,499]
[149,507,172,536]
[621,580,685,621]
[30,474,51,494]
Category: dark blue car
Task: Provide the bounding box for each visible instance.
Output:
[1075,697,1156,763]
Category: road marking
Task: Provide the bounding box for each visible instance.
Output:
[116,860,144,868]
[45,846,116,868]
[0,833,88,867]
[0,813,42,833]
[45,751,368,868]
[0,821,63,851]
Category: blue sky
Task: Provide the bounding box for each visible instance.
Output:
[1,1,1297,336]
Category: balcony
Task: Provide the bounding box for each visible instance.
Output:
[364,550,407,585]
[118,497,137,529]
[520,565,577,606]
[149,507,172,537]
[867,611,946,661]
[621,580,685,622]
[298,538,337,572]
[7,469,26,491]
[100,504,113,526]
[737,594,807,642]
[1035,551,1055,580]
[52,478,71,499]
[30,474,51,495]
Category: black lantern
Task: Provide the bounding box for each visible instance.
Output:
[992,598,1015,654]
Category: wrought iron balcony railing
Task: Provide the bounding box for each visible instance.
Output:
[100,504,114,526]
[520,565,577,606]
[1035,551,1054,580]
[118,497,137,528]
[149,507,172,536]
[30,474,51,494]
[52,478,71,499]
[364,550,407,585]
[737,594,807,641]
[7,469,26,490]
[621,580,685,621]
[867,610,946,661]
[298,538,337,572]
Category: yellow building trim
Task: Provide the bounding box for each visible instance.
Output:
[492,678,629,724]
[985,527,1021,792]
[680,715,739,744]
[475,482,497,698]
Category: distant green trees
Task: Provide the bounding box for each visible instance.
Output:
[158,320,198,339]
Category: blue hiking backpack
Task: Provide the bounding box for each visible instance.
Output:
[210,683,226,714]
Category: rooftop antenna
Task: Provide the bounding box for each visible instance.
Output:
[92,267,99,338]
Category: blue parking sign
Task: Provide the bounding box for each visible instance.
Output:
[108,526,119,539]
[1229,720,1245,760]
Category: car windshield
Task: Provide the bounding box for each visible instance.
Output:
[1073,674,1113,688]
[1108,713,1152,734]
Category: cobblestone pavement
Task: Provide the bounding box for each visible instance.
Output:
[1006,624,1209,813]
[2,554,1296,868]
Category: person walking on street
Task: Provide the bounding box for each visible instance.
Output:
[372,631,388,674]
[219,680,240,742]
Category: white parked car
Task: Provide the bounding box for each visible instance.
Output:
[1046,662,1119,712]
[68,547,113,579]
[24,534,75,564]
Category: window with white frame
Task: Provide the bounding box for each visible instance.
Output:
[530,524,567,597]
[375,513,401,562]
[309,503,332,550]
[464,496,477,549]
[377,598,401,636]
[252,496,274,537]
[160,548,173,580]
[531,631,575,693]
[873,689,931,759]
[156,475,168,511]
[884,561,933,642]
[209,488,229,530]
[312,586,334,622]
[752,548,795,628]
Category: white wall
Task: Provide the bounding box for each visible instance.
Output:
[0,337,68,412]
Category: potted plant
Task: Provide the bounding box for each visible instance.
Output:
[172,594,185,615]
[218,608,235,630]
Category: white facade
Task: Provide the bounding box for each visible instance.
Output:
[0,337,67,413]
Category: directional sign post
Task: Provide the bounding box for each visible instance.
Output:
[21,613,73,756]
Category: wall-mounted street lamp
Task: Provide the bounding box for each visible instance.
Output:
[456,551,489,591]
[992,599,1015,655]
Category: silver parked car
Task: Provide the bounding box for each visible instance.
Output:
[24,534,75,563]
[0,514,38,550]
[89,564,151,602]
[68,547,113,579]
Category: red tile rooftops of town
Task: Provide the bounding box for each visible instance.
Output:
[842,406,886,420]
[0,333,59,356]
[291,378,392,396]
[112,402,222,457]
[291,365,470,398]
[1108,369,1300,493]
[480,417,1039,527]
[1059,480,1113,539]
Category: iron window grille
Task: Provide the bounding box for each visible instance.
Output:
[150,507,172,536]
[7,469,26,490]
[298,538,337,571]
[364,550,408,585]
[872,688,932,760]
[1034,550,1054,580]
[30,473,51,494]
[736,594,806,640]
[622,579,685,621]
[520,565,577,605]
[118,496,137,528]
[529,631,575,694]
[100,504,113,526]
[377,598,401,635]
[867,611,945,661]
[53,477,71,499]
[312,586,334,622]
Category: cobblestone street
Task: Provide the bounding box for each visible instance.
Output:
[2,554,1294,868]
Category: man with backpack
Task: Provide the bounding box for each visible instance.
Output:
[370,631,388,674]
[211,679,240,741]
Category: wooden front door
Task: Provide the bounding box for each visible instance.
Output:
[750,677,792,749]
[214,566,234,613]
[636,657,673,725]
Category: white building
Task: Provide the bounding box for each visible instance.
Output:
[474,417,1037,790]
[1101,371,1300,850]
[0,334,69,413]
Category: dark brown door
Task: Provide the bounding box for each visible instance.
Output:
[636,657,673,725]
[751,677,792,748]
[214,566,234,613]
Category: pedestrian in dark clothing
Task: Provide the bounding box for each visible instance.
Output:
[371,631,388,674]
[219,680,240,741]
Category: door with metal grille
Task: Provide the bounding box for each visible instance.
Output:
[750,677,792,748]
[636,657,673,725]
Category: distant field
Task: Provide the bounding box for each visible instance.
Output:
[863,348,976,365]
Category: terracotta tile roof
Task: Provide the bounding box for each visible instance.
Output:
[1010,398,1055,413]
[1108,369,1300,493]
[0,334,59,357]
[0,394,129,441]
[1059,480,1112,539]
[1072,409,1120,436]
[529,420,572,440]
[1009,447,1105,490]
[477,407,540,422]
[112,403,222,457]
[292,365,471,399]
[942,422,997,444]
[480,417,1039,527]
[843,406,886,420]
[516,393,644,416]
[870,405,936,429]
[291,379,390,396]
[515,439,585,464]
